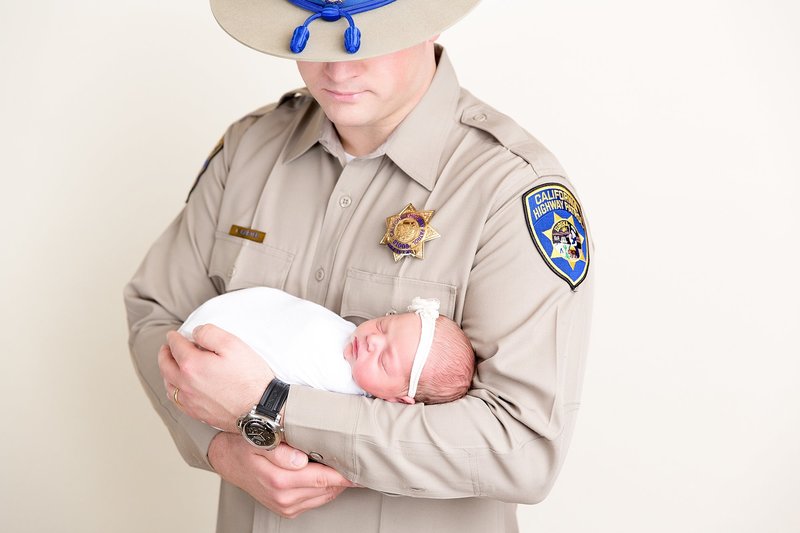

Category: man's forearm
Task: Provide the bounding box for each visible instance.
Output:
[283,375,574,503]
[127,316,220,470]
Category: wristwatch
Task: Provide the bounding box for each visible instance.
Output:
[236,379,290,450]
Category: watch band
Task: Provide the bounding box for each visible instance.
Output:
[254,379,290,420]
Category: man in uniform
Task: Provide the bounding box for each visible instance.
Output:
[124,1,594,531]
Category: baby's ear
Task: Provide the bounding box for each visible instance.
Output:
[396,396,416,405]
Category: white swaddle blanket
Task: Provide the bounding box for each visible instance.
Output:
[179,287,366,396]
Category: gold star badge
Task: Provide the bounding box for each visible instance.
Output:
[379,203,440,261]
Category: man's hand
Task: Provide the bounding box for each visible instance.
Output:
[159,324,275,432]
[209,433,355,519]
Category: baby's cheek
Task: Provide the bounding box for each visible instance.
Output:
[351,365,371,390]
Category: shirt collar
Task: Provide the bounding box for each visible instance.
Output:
[283,45,461,191]
[283,98,328,164]
[384,45,460,191]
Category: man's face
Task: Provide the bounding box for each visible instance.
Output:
[296,40,436,145]
[343,313,421,403]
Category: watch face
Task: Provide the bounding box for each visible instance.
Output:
[242,418,278,449]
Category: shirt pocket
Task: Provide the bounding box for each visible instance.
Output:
[208,232,294,293]
[340,268,457,322]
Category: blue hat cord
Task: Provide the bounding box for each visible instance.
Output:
[288,0,397,55]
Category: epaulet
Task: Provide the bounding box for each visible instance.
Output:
[459,103,565,178]
[278,87,311,108]
[186,103,279,202]
[244,102,277,119]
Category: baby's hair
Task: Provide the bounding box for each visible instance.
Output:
[414,316,475,404]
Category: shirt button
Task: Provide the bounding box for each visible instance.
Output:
[338,195,352,208]
[228,266,237,277]
[473,113,487,122]
[385,309,397,316]
[315,268,325,281]
[309,452,324,462]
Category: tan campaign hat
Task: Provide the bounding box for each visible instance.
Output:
[210,0,481,62]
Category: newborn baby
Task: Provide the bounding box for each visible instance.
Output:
[179,287,475,404]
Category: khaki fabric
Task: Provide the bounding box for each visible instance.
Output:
[125,47,594,533]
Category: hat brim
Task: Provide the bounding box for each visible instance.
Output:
[210,0,481,62]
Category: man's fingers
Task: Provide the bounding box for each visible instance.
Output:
[166,330,202,366]
[298,486,348,510]
[157,343,181,390]
[254,468,352,518]
[190,323,248,357]
[295,462,357,489]
[275,486,348,519]
[251,450,354,489]
[212,435,352,518]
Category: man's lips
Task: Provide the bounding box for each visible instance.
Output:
[326,88,362,96]
[323,88,366,102]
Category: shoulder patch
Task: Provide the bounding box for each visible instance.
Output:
[522,183,589,289]
[186,137,224,203]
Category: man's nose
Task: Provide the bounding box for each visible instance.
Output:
[323,60,362,82]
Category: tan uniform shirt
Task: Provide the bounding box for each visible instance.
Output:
[125,47,594,533]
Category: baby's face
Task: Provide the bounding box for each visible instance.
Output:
[343,312,420,403]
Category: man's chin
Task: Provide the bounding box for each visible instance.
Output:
[319,99,375,124]
[325,111,374,130]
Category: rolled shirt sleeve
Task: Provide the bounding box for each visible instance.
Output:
[123,113,263,470]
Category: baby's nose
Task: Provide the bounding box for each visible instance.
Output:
[367,334,384,352]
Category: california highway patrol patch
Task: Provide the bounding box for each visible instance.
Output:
[522,183,589,289]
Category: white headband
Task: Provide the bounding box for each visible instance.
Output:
[406,297,440,399]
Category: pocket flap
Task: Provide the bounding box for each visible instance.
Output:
[341,268,456,321]
[208,232,294,292]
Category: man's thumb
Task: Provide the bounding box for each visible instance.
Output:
[263,443,308,470]
[192,323,244,355]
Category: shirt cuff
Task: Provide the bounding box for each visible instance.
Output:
[284,386,362,477]
[159,407,221,472]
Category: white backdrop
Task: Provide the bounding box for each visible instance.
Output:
[1,1,798,532]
